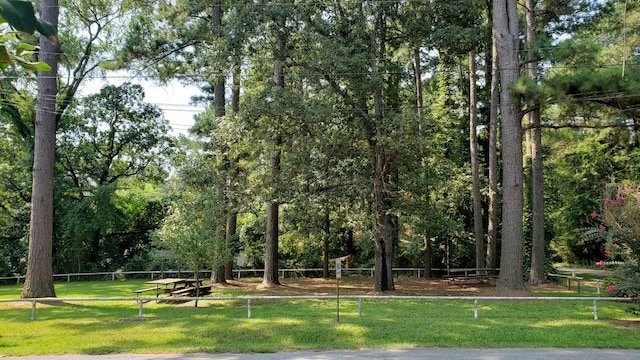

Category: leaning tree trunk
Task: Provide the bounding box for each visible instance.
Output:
[526,0,546,285]
[494,0,526,291]
[21,0,59,299]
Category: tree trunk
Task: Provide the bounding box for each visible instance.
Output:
[262,13,285,287]
[225,192,237,280]
[487,35,500,270]
[225,58,242,281]
[263,185,280,286]
[370,8,395,293]
[469,50,485,272]
[21,0,59,299]
[423,231,432,278]
[373,144,395,292]
[414,45,423,118]
[494,0,526,291]
[526,0,546,285]
[323,209,330,279]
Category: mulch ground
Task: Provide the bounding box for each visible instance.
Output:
[218,276,573,297]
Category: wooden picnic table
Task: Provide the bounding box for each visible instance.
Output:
[134,278,203,298]
[148,278,202,292]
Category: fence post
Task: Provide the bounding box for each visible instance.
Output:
[593,299,598,320]
[247,298,252,318]
[358,297,362,317]
[474,299,478,319]
[31,300,36,320]
[138,299,144,318]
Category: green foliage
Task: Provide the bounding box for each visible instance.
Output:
[546,125,640,263]
[586,183,640,312]
[50,83,172,272]
[54,182,168,272]
[155,181,229,274]
[0,0,56,70]
[58,82,172,186]
[0,0,56,39]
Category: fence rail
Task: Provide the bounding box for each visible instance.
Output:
[0,295,628,321]
[0,267,500,284]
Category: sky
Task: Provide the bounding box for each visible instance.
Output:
[81,72,205,137]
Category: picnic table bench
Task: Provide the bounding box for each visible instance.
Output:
[170,284,213,297]
[133,286,161,298]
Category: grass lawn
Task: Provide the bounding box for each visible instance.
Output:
[0,277,638,355]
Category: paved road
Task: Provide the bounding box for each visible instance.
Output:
[3,349,640,360]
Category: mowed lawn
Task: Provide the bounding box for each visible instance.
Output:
[0,277,638,355]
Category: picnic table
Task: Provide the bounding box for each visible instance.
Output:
[444,268,499,286]
[133,278,203,298]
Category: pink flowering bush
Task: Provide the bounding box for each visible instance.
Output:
[584,183,640,313]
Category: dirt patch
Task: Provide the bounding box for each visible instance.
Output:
[220,276,568,297]
[610,318,640,328]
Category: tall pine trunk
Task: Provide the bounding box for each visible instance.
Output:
[487,36,500,269]
[371,10,395,292]
[225,60,242,281]
[262,14,286,287]
[469,50,485,272]
[494,0,526,291]
[211,0,228,285]
[525,0,546,285]
[21,0,59,299]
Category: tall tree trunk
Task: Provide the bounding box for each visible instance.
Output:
[487,35,500,270]
[526,0,546,285]
[373,145,395,292]
[371,11,394,292]
[469,50,485,272]
[263,141,281,286]
[423,231,432,278]
[494,0,525,291]
[414,43,432,277]
[322,209,330,279]
[21,0,59,299]
[211,0,228,285]
[414,45,423,118]
[262,14,286,287]
[225,59,242,280]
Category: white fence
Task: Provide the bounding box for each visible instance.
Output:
[0,295,628,321]
[0,267,498,284]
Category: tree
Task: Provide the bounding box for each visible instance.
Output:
[587,183,640,313]
[525,0,546,285]
[21,0,58,298]
[156,180,226,307]
[469,50,485,272]
[494,0,526,291]
[55,82,171,271]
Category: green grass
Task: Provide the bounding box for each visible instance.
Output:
[0,279,638,355]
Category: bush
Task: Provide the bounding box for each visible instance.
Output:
[587,183,640,313]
